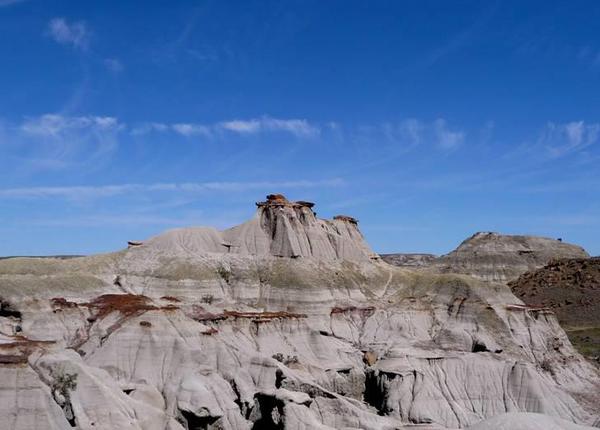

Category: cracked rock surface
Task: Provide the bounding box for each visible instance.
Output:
[0,195,599,429]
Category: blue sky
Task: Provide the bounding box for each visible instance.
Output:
[1,0,600,256]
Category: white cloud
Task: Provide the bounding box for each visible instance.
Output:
[104,58,123,73]
[130,122,169,136]
[132,116,320,138]
[541,121,600,157]
[0,179,345,200]
[21,114,122,136]
[48,18,90,50]
[0,0,27,6]
[219,117,319,137]
[15,113,319,143]
[261,117,319,137]
[172,123,212,137]
[28,213,205,227]
[354,118,462,152]
[434,119,465,149]
[12,114,124,170]
[397,119,424,146]
[220,119,261,133]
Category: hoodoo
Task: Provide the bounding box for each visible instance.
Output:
[0,195,598,430]
[135,194,375,261]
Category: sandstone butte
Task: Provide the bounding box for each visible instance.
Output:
[0,194,599,430]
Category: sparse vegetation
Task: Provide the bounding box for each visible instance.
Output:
[201,294,215,305]
[565,326,600,365]
[51,369,78,426]
[51,297,78,308]
[330,306,375,315]
[52,369,78,398]
[540,358,553,373]
[272,353,299,365]
[216,265,231,284]
[0,297,22,319]
[190,309,307,322]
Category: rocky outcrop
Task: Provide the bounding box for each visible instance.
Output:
[436,232,589,283]
[509,257,600,364]
[138,194,377,262]
[380,253,437,267]
[0,198,599,429]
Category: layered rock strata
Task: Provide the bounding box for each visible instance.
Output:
[384,232,589,283]
[0,196,598,430]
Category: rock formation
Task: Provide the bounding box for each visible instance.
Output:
[0,196,599,429]
[139,193,377,262]
[384,232,589,283]
[380,253,437,267]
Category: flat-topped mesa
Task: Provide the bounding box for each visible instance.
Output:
[435,231,590,283]
[449,231,588,258]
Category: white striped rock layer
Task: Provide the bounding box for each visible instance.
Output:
[0,195,598,430]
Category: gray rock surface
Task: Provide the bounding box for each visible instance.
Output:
[380,253,437,267]
[0,196,598,429]
[384,232,589,283]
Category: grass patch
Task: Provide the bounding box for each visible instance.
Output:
[565,326,600,360]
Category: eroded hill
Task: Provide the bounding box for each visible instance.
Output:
[383,232,589,283]
[0,195,599,430]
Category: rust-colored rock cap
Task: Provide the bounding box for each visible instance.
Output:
[266,193,288,202]
[334,215,358,224]
[256,194,315,208]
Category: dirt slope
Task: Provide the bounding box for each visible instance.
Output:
[509,257,600,364]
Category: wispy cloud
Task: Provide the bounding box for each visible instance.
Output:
[130,122,169,135]
[1,113,323,173]
[397,119,424,146]
[172,123,212,137]
[133,116,320,138]
[5,114,124,170]
[103,58,123,73]
[220,119,261,134]
[27,213,206,227]
[48,18,90,50]
[0,179,345,200]
[352,118,464,152]
[259,117,320,137]
[0,0,27,6]
[434,119,465,149]
[132,121,213,137]
[21,114,122,136]
[541,121,600,158]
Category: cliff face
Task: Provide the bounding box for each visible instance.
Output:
[0,197,599,430]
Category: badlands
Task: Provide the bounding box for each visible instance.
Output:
[0,194,599,430]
